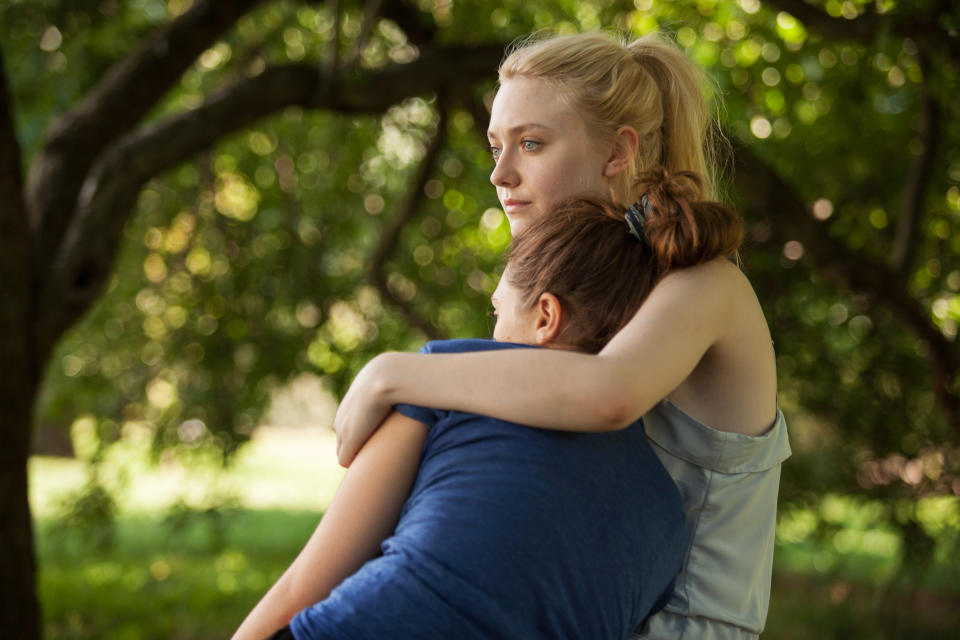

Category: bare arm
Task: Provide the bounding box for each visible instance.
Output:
[233,411,427,640]
[336,261,740,465]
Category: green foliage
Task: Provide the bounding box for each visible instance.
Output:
[38,510,318,640]
[30,435,959,637]
[34,505,960,639]
[164,495,242,552]
[5,0,960,632]
[55,478,118,552]
[776,493,960,591]
[10,0,956,470]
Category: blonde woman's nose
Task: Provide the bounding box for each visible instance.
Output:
[490,152,519,188]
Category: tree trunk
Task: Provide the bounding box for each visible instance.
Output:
[1,43,41,639]
[0,393,40,639]
[0,168,41,637]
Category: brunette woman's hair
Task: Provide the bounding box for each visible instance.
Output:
[506,169,742,354]
[499,31,724,205]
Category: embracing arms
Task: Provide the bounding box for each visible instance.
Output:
[232,411,427,640]
[336,261,747,465]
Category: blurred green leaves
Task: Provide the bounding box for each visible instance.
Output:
[5,0,958,605]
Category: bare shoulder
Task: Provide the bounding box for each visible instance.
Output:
[657,257,744,288]
[661,258,768,327]
[658,259,777,435]
[623,258,755,360]
[649,258,749,316]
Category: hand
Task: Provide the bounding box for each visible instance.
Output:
[334,353,396,467]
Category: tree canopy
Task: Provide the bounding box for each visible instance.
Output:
[1,0,958,637]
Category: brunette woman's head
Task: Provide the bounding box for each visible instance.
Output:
[502,170,742,354]
[498,31,721,207]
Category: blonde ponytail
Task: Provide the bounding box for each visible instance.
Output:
[626,35,717,197]
[499,31,722,202]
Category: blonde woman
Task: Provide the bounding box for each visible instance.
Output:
[335,32,791,640]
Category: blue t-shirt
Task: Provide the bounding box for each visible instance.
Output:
[291,339,688,639]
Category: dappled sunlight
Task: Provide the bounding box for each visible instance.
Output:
[776,492,960,586]
[30,423,345,519]
[229,426,346,511]
[5,0,958,636]
[215,173,261,222]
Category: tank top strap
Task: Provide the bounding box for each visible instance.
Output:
[644,400,791,474]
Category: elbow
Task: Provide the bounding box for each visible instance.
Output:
[590,379,646,431]
[595,401,635,431]
[596,385,642,431]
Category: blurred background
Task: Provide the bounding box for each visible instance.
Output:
[2,0,958,638]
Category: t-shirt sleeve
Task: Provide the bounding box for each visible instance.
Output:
[393,338,533,429]
[393,341,446,428]
[394,402,441,428]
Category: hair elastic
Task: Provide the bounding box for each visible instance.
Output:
[625,194,653,243]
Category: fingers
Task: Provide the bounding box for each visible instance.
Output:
[334,417,357,467]
[337,438,354,468]
[335,418,374,468]
[332,356,391,467]
[339,449,356,468]
[334,420,353,468]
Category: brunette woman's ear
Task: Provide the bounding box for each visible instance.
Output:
[603,125,639,178]
[533,293,565,347]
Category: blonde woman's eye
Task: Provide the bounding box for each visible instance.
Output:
[521,139,541,151]
[487,145,501,161]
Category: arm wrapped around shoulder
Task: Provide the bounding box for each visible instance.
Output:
[506,169,742,355]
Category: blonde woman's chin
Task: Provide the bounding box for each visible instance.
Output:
[504,207,539,237]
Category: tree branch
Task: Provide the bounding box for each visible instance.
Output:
[731,140,960,433]
[761,0,882,41]
[890,52,940,275]
[381,0,436,47]
[25,0,264,270]
[35,44,503,360]
[369,105,448,340]
[762,0,960,66]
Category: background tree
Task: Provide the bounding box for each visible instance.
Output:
[1,0,957,637]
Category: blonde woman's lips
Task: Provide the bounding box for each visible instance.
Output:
[502,199,530,214]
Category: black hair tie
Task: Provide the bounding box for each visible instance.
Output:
[625,194,653,244]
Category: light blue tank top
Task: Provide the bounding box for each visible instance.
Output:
[634,399,791,640]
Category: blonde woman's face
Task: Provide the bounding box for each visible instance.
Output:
[487,76,611,236]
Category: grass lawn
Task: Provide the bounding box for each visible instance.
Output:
[30,426,960,639]
[32,426,342,640]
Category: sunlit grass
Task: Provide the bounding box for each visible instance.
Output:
[32,426,343,640]
[37,509,321,640]
[30,430,960,639]
[30,425,345,518]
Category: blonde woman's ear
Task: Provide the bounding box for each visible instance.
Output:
[604,125,640,178]
[533,293,565,347]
